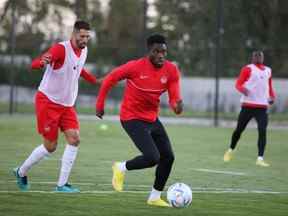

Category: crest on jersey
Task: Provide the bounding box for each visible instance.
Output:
[44,126,50,132]
[160,76,168,84]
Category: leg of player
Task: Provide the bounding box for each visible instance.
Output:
[14,139,56,191]
[255,109,270,167]
[112,120,160,192]
[112,161,126,192]
[224,107,253,162]
[55,129,80,193]
[147,119,174,207]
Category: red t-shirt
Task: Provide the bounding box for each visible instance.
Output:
[31,41,97,84]
[96,57,182,122]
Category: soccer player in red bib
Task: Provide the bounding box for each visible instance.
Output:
[14,21,99,192]
[96,34,183,207]
[224,51,276,167]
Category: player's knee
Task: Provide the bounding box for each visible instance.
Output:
[166,153,175,164]
[146,153,160,167]
[47,146,57,153]
[68,136,80,146]
[44,141,57,153]
[65,130,80,146]
[160,153,175,166]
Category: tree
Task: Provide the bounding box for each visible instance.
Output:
[240,0,288,77]
[151,0,218,76]
[96,0,145,65]
[152,0,288,77]
[0,0,76,56]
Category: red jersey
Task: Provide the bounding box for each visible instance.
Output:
[235,63,276,108]
[96,57,182,122]
[31,41,97,84]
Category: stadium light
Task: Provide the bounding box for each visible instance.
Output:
[9,0,16,115]
[139,0,148,57]
[214,0,224,127]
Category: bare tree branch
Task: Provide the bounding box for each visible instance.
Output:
[0,0,11,24]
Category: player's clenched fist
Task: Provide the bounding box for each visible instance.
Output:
[40,52,52,66]
[96,109,104,119]
[173,100,183,115]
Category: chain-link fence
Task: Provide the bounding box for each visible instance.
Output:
[1,0,288,122]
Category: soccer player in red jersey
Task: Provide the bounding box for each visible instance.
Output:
[224,51,276,167]
[96,34,183,207]
[14,21,99,192]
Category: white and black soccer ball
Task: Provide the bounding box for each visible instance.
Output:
[167,183,192,208]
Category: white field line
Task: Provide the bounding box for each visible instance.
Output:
[1,181,152,188]
[0,181,253,190]
[1,181,95,186]
[1,181,231,189]
[1,181,152,187]
[192,168,247,176]
[0,190,287,194]
[1,181,287,194]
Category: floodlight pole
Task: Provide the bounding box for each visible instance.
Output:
[139,0,148,56]
[214,0,224,127]
[9,0,16,115]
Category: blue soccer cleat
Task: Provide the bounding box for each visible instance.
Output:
[55,183,80,193]
[13,167,29,191]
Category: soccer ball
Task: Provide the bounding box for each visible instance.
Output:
[167,183,192,208]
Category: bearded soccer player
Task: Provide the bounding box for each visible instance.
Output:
[96,34,183,207]
[224,51,276,167]
[13,21,99,192]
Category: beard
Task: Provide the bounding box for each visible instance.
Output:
[76,40,87,49]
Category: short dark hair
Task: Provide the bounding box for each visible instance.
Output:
[146,34,166,48]
[74,20,90,31]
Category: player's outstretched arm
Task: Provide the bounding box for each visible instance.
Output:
[95,75,118,119]
[95,62,134,119]
[31,44,65,70]
[80,69,99,84]
[31,52,52,70]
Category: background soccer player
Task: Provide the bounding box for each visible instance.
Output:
[224,51,276,167]
[96,34,183,207]
[14,20,99,192]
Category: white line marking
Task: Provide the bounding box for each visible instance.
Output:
[1,181,151,187]
[193,168,247,176]
[99,183,151,188]
[2,181,287,194]
[0,190,116,194]
[2,181,95,186]
[0,190,287,194]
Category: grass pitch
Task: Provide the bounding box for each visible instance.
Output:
[0,115,287,216]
